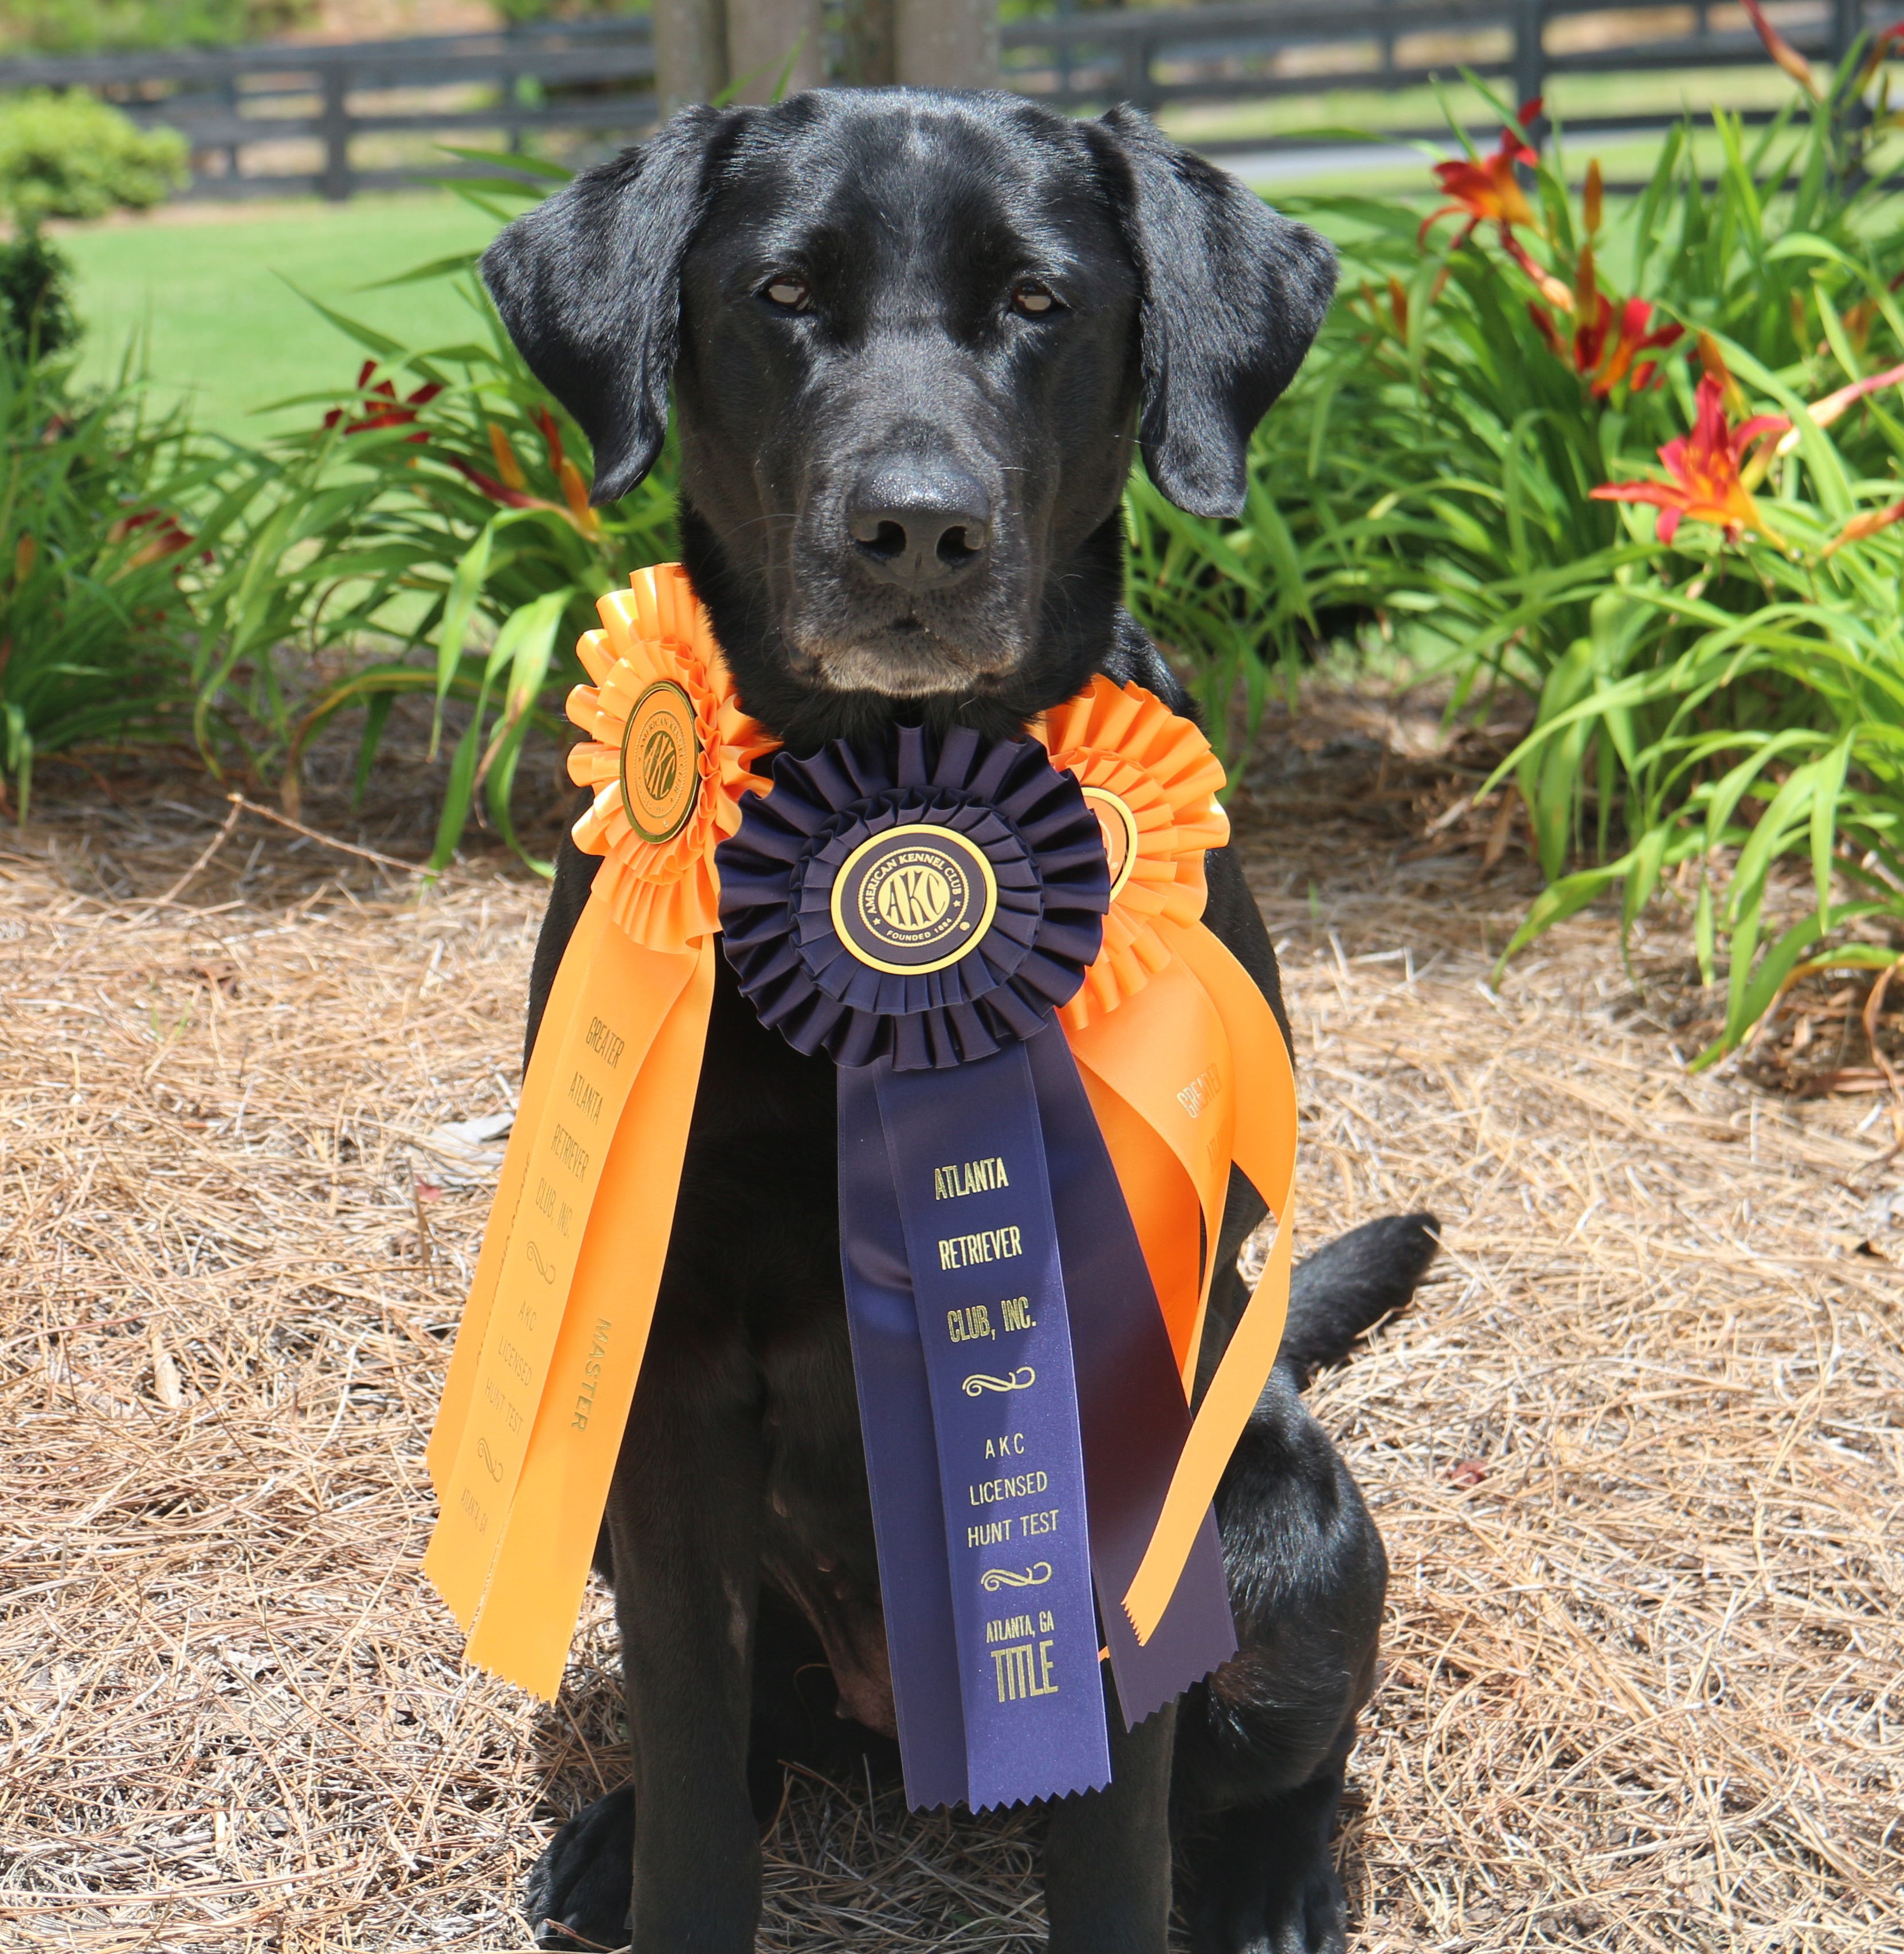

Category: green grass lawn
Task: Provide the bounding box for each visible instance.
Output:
[1159,64,1800,151]
[59,194,505,442]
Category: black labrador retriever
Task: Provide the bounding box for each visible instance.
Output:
[480,87,1437,1954]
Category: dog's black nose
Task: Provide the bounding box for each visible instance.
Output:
[847,462,991,590]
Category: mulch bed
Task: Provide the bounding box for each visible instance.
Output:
[2,694,1898,1952]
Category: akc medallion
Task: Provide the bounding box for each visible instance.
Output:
[618,679,700,844]
[1079,787,1139,900]
[833,824,999,974]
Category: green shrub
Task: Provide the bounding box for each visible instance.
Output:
[0,0,310,56]
[0,91,189,225]
[0,230,77,359]
[1501,477,1904,1058]
[0,349,216,816]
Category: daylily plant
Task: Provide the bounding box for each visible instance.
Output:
[1423,121,1684,391]
[318,361,600,539]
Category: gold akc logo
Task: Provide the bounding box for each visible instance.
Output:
[1080,786,1138,899]
[832,822,999,974]
[617,680,700,844]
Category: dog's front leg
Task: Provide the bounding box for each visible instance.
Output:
[1043,1691,1176,1954]
[606,1328,766,1952]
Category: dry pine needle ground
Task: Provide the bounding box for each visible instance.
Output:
[1,698,1899,1952]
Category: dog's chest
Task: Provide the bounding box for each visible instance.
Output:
[667,961,896,1730]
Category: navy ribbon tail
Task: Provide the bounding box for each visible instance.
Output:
[836,1030,1233,1811]
[850,1041,1112,1811]
[837,1062,970,1812]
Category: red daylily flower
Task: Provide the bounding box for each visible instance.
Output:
[108,507,200,572]
[1860,19,1904,84]
[1591,375,1789,545]
[1527,291,1682,393]
[1421,99,1542,247]
[534,405,565,473]
[322,359,444,441]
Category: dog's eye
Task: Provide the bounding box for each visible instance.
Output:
[1011,281,1058,316]
[762,276,810,311]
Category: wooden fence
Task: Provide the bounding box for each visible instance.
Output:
[1009,0,1876,142]
[0,0,1883,198]
[0,18,656,200]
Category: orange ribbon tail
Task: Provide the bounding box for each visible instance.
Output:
[1118,923,1297,1643]
[422,896,715,1696]
[1064,952,1236,1383]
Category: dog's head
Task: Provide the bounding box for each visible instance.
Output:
[483,89,1334,746]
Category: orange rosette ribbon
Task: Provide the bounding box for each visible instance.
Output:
[1040,675,1230,1032]
[424,565,775,1698]
[566,561,775,952]
[1039,676,1298,1648]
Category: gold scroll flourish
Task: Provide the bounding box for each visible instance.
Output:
[980,1563,1053,1592]
[961,1366,1036,1396]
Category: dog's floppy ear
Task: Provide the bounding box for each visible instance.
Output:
[481,105,732,504]
[1087,107,1337,519]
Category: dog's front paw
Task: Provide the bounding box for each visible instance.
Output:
[526,1783,635,1951]
[1194,1861,1346,1954]
[1262,1859,1346,1954]
[1185,1798,1350,1954]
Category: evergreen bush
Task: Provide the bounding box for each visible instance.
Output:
[0,91,189,225]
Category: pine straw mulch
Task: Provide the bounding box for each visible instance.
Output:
[1,697,1900,1954]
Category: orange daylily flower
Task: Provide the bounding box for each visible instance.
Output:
[559,457,602,538]
[487,421,527,491]
[1421,99,1542,246]
[1591,375,1789,545]
[1386,275,1409,339]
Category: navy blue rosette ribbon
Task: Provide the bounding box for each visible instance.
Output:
[719,726,1236,1814]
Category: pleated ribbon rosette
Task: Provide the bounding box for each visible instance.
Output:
[422,566,1297,1812]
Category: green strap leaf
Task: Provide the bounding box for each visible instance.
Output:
[433,518,497,759]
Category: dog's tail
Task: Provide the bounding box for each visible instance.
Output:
[1276,1212,1439,1389]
